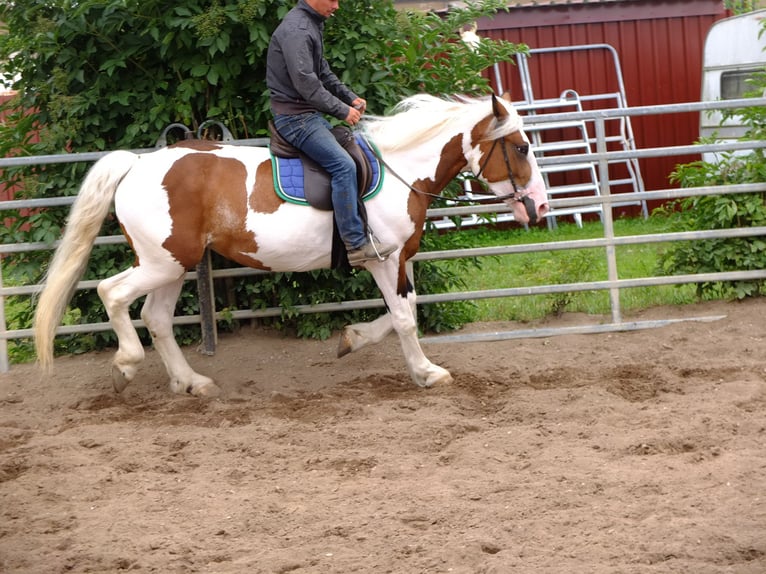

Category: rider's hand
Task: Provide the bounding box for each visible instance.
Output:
[345,105,362,126]
[351,98,367,114]
[346,98,367,125]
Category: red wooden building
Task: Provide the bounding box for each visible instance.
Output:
[1,2,743,210]
[398,0,738,217]
[476,0,733,208]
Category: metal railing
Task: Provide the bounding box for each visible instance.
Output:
[2,98,766,371]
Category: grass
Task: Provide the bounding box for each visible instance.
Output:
[430,215,701,323]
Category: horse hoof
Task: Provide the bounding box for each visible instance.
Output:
[419,367,453,388]
[193,382,221,398]
[170,375,220,398]
[111,365,132,394]
[433,371,454,386]
[337,330,353,358]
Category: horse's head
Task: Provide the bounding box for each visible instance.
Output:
[470,93,549,225]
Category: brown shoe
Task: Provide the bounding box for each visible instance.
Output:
[347,239,397,266]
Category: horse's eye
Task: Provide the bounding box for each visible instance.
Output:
[516,144,529,156]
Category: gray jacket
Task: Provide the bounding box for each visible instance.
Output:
[266,0,358,119]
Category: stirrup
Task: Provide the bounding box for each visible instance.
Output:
[367,232,387,261]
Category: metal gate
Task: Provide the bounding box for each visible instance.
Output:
[2,98,765,372]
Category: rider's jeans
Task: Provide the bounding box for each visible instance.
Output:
[273,112,366,250]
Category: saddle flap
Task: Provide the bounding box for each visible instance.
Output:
[268,120,300,158]
[332,126,373,198]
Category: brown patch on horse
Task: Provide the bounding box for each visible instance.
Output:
[161,153,262,269]
[471,115,494,146]
[120,223,140,268]
[169,140,223,152]
[434,134,467,191]
[250,159,285,214]
[397,190,429,296]
[470,116,532,187]
[398,134,467,297]
[505,131,532,183]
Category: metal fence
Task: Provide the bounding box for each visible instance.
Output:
[2,98,766,372]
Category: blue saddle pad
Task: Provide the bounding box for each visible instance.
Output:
[271,134,384,206]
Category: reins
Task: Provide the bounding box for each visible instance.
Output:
[368,133,526,206]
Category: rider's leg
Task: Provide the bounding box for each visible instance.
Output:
[273,113,395,264]
[274,113,365,247]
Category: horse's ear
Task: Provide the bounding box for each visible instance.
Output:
[500,91,512,102]
[491,93,508,119]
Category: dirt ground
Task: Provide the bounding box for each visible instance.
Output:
[1,298,765,574]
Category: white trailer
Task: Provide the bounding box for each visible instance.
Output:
[700,9,766,160]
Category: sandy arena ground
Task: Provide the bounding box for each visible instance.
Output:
[1,298,765,573]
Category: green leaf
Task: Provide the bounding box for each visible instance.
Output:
[0,0,532,355]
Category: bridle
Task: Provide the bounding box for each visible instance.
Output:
[475,136,530,203]
[373,133,531,206]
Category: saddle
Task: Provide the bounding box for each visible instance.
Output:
[268,121,383,211]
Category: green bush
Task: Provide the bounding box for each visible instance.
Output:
[659,62,766,299]
[0,0,527,360]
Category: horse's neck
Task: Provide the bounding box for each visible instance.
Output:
[378,135,467,196]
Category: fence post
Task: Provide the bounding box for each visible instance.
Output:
[0,261,8,373]
[594,116,622,324]
[196,248,217,355]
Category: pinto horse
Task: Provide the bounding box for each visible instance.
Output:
[34,93,549,397]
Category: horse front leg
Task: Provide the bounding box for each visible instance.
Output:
[337,266,418,356]
[337,313,393,357]
[366,259,453,388]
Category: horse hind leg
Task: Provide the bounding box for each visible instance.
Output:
[140,278,220,397]
[97,268,151,393]
[97,263,216,396]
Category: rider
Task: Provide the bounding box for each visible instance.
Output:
[266,0,396,266]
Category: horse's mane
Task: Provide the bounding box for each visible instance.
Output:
[360,94,523,153]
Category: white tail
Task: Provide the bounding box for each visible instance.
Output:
[33,150,138,371]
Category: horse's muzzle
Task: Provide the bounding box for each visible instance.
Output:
[522,195,538,226]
